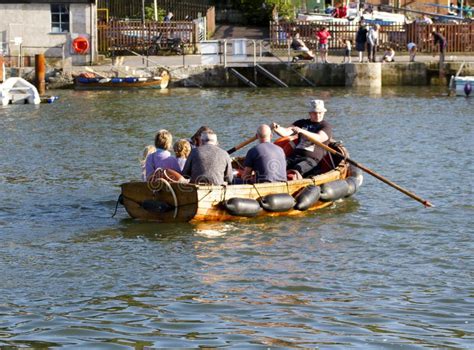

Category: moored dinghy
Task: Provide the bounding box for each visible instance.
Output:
[74,70,170,90]
[119,141,363,223]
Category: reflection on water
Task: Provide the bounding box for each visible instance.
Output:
[0,86,472,348]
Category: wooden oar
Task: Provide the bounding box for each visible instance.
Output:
[227,135,258,155]
[312,139,434,207]
[84,66,108,79]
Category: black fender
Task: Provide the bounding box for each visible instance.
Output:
[294,185,321,211]
[259,193,295,212]
[141,200,174,213]
[320,180,352,202]
[224,198,262,217]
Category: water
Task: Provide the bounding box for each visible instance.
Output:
[0,87,473,348]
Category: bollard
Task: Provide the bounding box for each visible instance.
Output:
[35,53,46,95]
[0,55,4,83]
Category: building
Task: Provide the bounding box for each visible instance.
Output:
[0,0,97,66]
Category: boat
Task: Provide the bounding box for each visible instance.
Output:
[0,77,41,106]
[118,139,363,223]
[449,75,473,96]
[74,70,170,90]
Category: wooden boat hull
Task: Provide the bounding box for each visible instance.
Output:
[74,71,169,90]
[120,143,362,223]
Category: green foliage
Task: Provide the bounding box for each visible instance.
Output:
[145,5,166,21]
[231,0,300,24]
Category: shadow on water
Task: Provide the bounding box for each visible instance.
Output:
[80,197,361,243]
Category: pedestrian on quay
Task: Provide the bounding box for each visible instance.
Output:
[407,42,417,62]
[355,23,368,63]
[367,24,380,62]
[316,26,331,63]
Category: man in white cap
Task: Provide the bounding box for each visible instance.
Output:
[271,99,333,177]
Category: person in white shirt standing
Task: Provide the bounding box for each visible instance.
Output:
[367,24,380,63]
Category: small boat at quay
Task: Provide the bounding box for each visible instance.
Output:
[449,75,473,97]
[74,70,170,90]
[0,77,41,106]
[119,139,364,223]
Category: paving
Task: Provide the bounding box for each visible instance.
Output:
[90,25,473,70]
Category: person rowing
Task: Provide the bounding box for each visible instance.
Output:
[271,99,333,177]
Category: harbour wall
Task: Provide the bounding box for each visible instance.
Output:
[168,61,473,88]
[4,61,473,89]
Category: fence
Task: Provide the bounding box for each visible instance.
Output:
[270,21,474,53]
[97,20,196,55]
[96,0,211,21]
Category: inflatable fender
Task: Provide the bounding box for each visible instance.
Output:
[259,193,296,212]
[294,185,321,211]
[320,180,351,202]
[141,200,173,213]
[224,198,262,217]
[348,166,364,188]
[345,177,358,197]
[465,82,472,96]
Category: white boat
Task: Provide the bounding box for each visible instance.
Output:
[450,75,474,97]
[0,77,41,106]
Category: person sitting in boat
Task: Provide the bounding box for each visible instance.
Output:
[140,145,156,181]
[182,130,233,185]
[145,129,181,179]
[173,139,192,171]
[190,125,213,148]
[240,124,287,184]
[271,99,333,178]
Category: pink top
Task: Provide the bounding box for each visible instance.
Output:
[316,30,331,45]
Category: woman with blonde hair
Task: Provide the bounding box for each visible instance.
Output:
[173,139,192,171]
[144,129,181,179]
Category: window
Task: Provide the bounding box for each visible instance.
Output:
[51,4,70,33]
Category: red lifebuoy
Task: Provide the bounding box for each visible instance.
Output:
[274,135,298,157]
[72,37,89,54]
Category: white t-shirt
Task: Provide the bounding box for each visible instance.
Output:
[407,42,416,50]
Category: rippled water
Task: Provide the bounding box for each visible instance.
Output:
[0,87,472,348]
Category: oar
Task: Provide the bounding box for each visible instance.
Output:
[227,135,258,155]
[312,139,433,207]
[84,66,108,79]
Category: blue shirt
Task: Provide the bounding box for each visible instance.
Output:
[244,142,287,183]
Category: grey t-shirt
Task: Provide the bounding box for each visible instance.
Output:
[244,142,287,183]
[182,144,233,185]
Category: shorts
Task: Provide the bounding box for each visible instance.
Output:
[319,43,328,50]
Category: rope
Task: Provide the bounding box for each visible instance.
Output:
[252,183,263,199]
[156,178,178,219]
[111,194,122,218]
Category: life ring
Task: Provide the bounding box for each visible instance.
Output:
[72,37,89,54]
[274,135,298,157]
